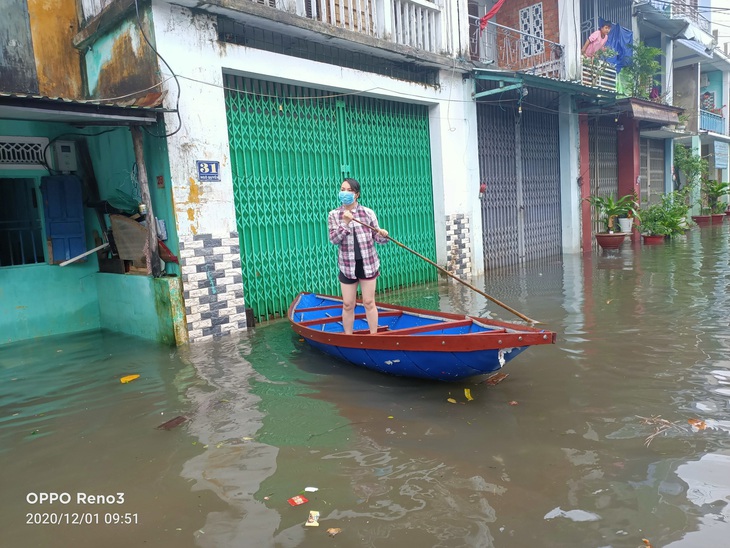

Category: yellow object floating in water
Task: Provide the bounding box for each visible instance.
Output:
[120,374,140,384]
[464,388,474,401]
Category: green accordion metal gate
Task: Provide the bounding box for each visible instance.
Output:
[225,75,436,322]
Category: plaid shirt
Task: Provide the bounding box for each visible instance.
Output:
[328,204,388,279]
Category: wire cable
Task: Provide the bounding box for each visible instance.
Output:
[40,129,121,175]
[133,0,182,138]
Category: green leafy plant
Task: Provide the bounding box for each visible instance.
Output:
[637,204,672,236]
[701,180,730,214]
[638,191,693,236]
[660,190,693,233]
[585,194,639,232]
[621,42,662,99]
[585,47,619,88]
[674,145,708,190]
[677,112,690,125]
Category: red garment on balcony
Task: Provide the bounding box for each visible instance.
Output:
[479,0,506,30]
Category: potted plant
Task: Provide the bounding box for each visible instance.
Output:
[659,190,693,235]
[617,192,640,233]
[637,202,671,244]
[701,179,729,223]
[585,194,637,249]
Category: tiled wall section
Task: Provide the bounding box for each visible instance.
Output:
[446,213,472,278]
[178,232,246,342]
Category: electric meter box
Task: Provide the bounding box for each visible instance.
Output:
[53,140,78,172]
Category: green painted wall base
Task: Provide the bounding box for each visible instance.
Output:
[2,270,185,347]
[0,264,101,345]
[97,274,184,346]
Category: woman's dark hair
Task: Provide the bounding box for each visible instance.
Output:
[343,178,361,195]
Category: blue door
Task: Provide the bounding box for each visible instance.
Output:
[41,175,86,264]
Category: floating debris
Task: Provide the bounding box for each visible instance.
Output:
[304,487,318,492]
[544,506,600,522]
[156,416,187,430]
[508,401,519,406]
[120,374,140,384]
[637,415,685,447]
[483,372,509,386]
[287,495,308,506]
[305,510,320,527]
[327,528,342,537]
[688,418,706,431]
[464,388,474,401]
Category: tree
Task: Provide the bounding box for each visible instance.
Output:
[621,42,662,99]
[674,144,708,189]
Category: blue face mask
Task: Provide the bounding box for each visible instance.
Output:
[339,191,355,205]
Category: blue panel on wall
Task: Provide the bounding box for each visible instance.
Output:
[41,175,87,263]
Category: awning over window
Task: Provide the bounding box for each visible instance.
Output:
[621,98,682,124]
[676,38,713,59]
[0,92,167,125]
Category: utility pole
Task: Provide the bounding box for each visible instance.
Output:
[130,126,161,277]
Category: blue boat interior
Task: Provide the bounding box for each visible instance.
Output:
[292,293,505,335]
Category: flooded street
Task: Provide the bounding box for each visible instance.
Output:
[2,223,730,548]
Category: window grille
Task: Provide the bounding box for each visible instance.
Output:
[0,178,45,266]
[0,137,49,170]
[519,3,544,59]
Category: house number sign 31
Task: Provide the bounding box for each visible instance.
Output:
[196,160,221,182]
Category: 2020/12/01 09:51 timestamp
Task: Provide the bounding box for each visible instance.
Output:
[26,512,138,525]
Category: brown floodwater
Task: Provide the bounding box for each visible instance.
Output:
[2,223,729,548]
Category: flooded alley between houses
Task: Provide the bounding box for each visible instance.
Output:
[2,223,730,548]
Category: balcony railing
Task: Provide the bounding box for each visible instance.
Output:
[391,0,442,53]
[580,62,617,92]
[82,0,446,55]
[700,109,725,134]
[254,0,444,54]
[649,0,710,33]
[469,17,565,80]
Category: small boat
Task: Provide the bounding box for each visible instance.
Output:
[289,292,556,381]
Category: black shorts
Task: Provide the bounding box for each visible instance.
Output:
[339,260,379,285]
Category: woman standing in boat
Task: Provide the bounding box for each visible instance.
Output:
[328,178,389,335]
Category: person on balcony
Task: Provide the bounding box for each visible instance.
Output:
[582,22,612,58]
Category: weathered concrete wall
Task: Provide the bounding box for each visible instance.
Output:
[27,0,83,97]
[674,64,700,132]
[0,0,39,93]
[83,7,159,99]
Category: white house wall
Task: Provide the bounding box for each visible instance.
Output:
[151,3,482,339]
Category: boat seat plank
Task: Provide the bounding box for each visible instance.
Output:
[295,303,343,313]
[379,320,506,336]
[353,325,391,334]
[299,310,402,327]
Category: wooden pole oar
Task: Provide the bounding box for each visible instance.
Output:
[351,218,540,325]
